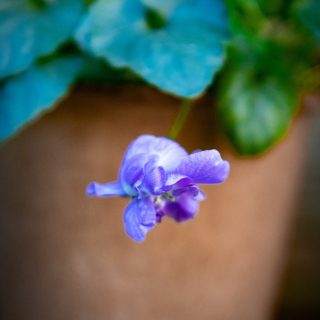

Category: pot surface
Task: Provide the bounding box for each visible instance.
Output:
[0,87,314,320]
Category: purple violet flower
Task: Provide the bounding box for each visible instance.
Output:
[87,135,230,242]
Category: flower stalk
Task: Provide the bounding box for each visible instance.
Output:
[167,99,193,140]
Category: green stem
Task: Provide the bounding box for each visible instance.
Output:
[167,99,193,140]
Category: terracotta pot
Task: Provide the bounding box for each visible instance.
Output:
[0,87,316,320]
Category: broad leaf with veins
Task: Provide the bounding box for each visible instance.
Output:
[0,0,84,78]
[75,0,230,98]
[0,56,83,142]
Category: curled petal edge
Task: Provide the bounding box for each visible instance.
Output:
[174,149,230,184]
[87,181,127,197]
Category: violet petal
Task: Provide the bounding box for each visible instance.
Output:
[123,197,156,242]
[174,149,230,184]
[119,152,149,195]
[172,185,206,200]
[122,135,188,173]
[189,185,206,201]
[86,181,126,197]
[165,173,191,188]
[164,191,199,223]
[122,135,156,162]
[143,155,166,195]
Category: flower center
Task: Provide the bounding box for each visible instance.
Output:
[145,7,166,30]
[154,193,174,204]
[154,192,174,223]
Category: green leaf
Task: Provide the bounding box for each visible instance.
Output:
[295,0,320,41]
[216,45,299,156]
[257,0,282,15]
[0,56,83,143]
[257,0,295,17]
[224,0,267,37]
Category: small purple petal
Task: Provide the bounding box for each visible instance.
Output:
[172,185,206,200]
[171,187,189,197]
[189,185,206,201]
[140,154,166,195]
[86,181,126,197]
[122,135,188,173]
[122,135,156,162]
[165,173,191,188]
[195,190,206,201]
[123,197,156,242]
[174,150,230,184]
[156,214,164,223]
[155,202,165,223]
[159,185,172,193]
[150,138,188,173]
[145,166,166,195]
[164,191,199,223]
[144,155,166,195]
[119,153,149,195]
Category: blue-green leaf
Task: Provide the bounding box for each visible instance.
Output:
[0,56,83,142]
[75,0,230,98]
[296,0,320,41]
[0,0,84,78]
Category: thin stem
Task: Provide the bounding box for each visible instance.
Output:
[167,99,193,140]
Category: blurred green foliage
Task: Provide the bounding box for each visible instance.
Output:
[296,0,320,40]
[217,43,298,155]
[0,0,319,155]
[216,0,320,155]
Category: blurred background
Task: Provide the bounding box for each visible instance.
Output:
[276,96,320,320]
